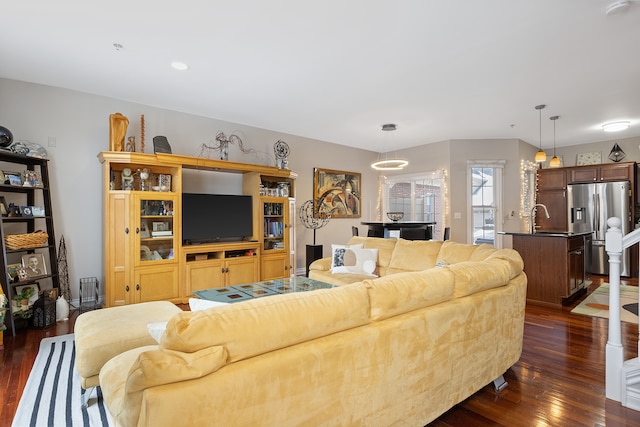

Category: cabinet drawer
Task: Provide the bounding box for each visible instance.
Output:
[568,236,584,251]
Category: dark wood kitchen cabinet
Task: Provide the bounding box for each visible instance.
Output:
[535,168,567,232]
[510,233,586,306]
[568,162,634,183]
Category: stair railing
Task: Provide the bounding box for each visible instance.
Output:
[605,217,640,410]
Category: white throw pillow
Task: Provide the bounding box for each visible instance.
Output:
[331,247,379,276]
[147,321,168,344]
[188,298,228,311]
[331,243,364,269]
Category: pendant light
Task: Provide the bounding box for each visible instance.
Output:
[549,115,561,168]
[534,105,547,163]
[371,124,408,171]
[608,143,626,162]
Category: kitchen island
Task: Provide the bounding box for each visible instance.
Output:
[500,231,591,306]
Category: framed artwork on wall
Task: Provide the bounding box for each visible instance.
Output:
[576,152,602,166]
[313,168,361,218]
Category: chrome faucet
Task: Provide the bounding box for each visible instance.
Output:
[530,203,550,233]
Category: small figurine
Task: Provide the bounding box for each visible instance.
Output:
[121,168,134,190]
[126,136,136,152]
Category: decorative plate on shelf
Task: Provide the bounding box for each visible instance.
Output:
[576,152,602,166]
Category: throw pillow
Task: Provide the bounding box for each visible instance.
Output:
[147,299,229,343]
[188,298,228,312]
[331,247,379,276]
[147,321,168,344]
[330,243,363,269]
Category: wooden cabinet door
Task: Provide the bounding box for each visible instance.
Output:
[185,259,224,294]
[135,265,179,303]
[261,254,287,280]
[537,169,566,190]
[569,167,598,183]
[535,190,567,232]
[108,194,131,306]
[568,248,585,296]
[600,163,632,181]
[226,256,259,286]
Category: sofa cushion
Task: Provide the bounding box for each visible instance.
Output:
[332,247,379,276]
[446,249,523,298]
[364,267,454,321]
[308,269,376,286]
[161,283,371,362]
[387,238,443,274]
[100,344,228,427]
[468,243,498,261]
[347,236,398,276]
[436,241,483,265]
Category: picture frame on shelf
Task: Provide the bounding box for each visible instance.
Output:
[43,287,58,300]
[6,262,22,282]
[19,205,44,217]
[13,283,40,311]
[22,170,42,187]
[140,219,150,238]
[313,167,361,218]
[21,253,47,278]
[19,206,33,217]
[16,267,29,282]
[0,196,7,216]
[4,171,22,186]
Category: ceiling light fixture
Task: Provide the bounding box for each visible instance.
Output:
[371,124,408,171]
[606,0,630,16]
[549,116,561,168]
[534,105,547,163]
[170,61,189,71]
[602,121,630,132]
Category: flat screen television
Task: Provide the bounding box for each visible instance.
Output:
[182,193,253,244]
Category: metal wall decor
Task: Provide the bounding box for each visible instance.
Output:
[274,140,290,169]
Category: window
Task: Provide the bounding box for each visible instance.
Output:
[382,170,446,239]
[468,161,504,247]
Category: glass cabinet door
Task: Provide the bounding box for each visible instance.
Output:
[136,194,176,265]
[262,198,286,253]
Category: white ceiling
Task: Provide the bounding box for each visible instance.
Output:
[2,1,639,152]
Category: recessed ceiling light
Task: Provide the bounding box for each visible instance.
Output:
[170,61,189,71]
[602,121,630,132]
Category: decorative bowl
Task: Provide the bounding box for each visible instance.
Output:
[386,212,404,222]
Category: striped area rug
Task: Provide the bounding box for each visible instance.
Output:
[12,334,113,427]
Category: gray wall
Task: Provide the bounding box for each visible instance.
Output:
[1,77,635,302]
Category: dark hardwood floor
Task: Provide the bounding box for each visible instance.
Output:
[1,276,640,426]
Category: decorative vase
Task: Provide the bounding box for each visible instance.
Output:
[56,295,69,321]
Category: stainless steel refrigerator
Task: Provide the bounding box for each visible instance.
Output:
[567,181,630,276]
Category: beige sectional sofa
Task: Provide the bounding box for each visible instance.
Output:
[99,237,526,426]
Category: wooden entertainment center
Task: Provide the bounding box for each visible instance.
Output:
[98,151,297,307]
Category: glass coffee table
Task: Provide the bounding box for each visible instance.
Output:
[193,276,336,304]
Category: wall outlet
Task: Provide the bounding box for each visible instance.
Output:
[508,210,516,219]
[454,212,461,219]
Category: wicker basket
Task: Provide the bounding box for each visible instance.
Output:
[4,230,49,250]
